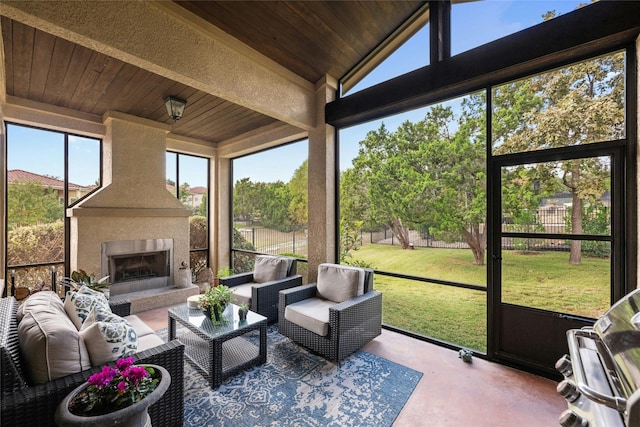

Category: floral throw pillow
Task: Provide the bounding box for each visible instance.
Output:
[64,286,110,330]
[79,308,138,366]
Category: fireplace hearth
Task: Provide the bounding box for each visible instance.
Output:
[102,238,173,296]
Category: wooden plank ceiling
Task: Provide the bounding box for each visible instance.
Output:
[1,1,425,144]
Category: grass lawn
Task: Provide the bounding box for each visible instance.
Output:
[350,244,610,352]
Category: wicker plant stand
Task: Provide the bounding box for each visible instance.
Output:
[168,303,267,388]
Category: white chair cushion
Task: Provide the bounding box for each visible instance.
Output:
[284,297,337,336]
[316,263,365,303]
[231,283,254,306]
[18,307,91,384]
[80,308,138,366]
[253,255,288,283]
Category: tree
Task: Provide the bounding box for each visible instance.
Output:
[352,123,418,249]
[494,51,623,264]
[233,177,258,222]
[418,102,487,265]
[7,181,63,229]
[259,181,291,228]
[340,167,373,228]
[346,101,489,264]
[178,182,191,205]
[288,160,308,226]
[197,191,208,217]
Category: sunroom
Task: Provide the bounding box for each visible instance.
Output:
[1,1,639,425]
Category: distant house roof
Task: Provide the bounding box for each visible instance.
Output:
[166,183,205,196]
[189,186,207,195]
[8,169,89,191]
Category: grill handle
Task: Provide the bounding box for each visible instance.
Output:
[568,329,627,413]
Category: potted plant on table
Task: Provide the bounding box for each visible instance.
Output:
[237,302,249,322]
[55,357,170,427]
[198,284,234,324]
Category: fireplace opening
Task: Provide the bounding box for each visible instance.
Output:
[102,238,174,296]
[111,251,169,283]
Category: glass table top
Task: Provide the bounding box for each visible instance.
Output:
[169,303,266,339]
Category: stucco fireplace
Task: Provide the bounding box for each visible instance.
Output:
[67,111,195,309]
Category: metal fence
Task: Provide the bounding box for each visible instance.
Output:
[234,206,608,254]
[237,225,308,257]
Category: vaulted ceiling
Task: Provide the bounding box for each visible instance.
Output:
[0,1,425,145]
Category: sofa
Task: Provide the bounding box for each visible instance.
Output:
[0,291,185,427]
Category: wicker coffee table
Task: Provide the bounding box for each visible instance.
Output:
[168,303,267,388]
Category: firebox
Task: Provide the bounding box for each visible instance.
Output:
[101,238,174,296]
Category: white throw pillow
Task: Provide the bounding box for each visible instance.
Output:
[64,285,111,330]
[18,310,91,384]
[253,255,288,283]
[316,263,365,303]
[80,308,138,366]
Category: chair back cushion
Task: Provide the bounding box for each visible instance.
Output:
[316,263,365,303]
[284,257,297,276]
[253,255,289,283]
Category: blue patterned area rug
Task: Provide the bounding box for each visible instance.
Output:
[158,325,422,427]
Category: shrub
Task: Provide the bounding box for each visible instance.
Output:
[7,221,64,265]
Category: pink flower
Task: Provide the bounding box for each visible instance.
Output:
[116,357,135,371]
[88,366,116,388]
[125,366,149,384]
[74,358,157,417]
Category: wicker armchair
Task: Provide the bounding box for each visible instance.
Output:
[278,263,382,362]
[0,297,185,427]
[220,255,303,323]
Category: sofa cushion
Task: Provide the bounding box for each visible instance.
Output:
[231,283,254,306]
[64,286,110,330]
[16,291,65,322]
[123,315,156,338]
[122,314,163,352]
[17,306,91,385]
[253,255,288,283]
[284,297,337,336]
[137,333,166,352]
[316,264,365,303]
[80,308,138,366]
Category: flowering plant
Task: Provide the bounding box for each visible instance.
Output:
[68,357,160,416]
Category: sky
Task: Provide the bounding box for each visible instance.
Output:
[233,0,587,184]
[7,1,587,188]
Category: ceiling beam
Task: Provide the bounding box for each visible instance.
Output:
[2,95,104,137]
[327,1,640,128]
[217,122,307,159]
[0,0,316,130]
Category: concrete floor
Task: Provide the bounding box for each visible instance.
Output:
[136,304,566,427]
